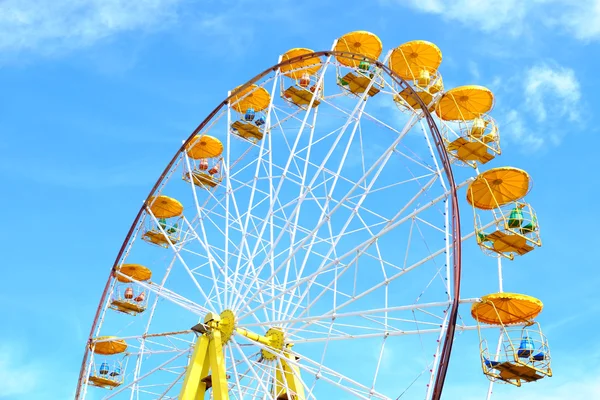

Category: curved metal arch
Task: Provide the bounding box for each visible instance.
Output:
[75,50,462,400]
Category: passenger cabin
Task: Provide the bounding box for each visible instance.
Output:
[87,337,128,389]
[388,40,444,113]
[436,85,500,167]
[110,264,152,316]
[473,293,552,386]
[142,195,184,249]
[183,134,224,189]
[230,84,271,143]
[334,31,384,97]
[279,48,323,109]
[467,167,541,259]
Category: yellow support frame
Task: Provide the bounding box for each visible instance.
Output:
[179,311,306,400]
[179,317,229,400]
[274,348,305,400]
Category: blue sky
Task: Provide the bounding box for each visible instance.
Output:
[1,0,599,399]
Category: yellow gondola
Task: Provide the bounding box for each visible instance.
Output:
[143,196,184,248]
[110,264,151,316]
[87,342,128,390]
[473,293,552,386]
[334,31,383,97]
[279,48,324,109]
[230,84,271,142]
[468,168,541,259]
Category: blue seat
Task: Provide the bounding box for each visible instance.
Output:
[244,108,255,122]
[484,357,500,368]
[517,336,535,358]
[532,352,546,361]
[99,362,109,375]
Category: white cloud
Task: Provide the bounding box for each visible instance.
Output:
[392,0,600,41]
[0,343,43,397]
[557,0,600,41]
[395,0,536,36]
[524,63,581,123]
[496,62,581,152]
[0,0,184,53]
[501,109,545,151]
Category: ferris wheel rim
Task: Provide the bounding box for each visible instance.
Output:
[74,50,463,400]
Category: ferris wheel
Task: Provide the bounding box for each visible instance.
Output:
[75,31,551,400]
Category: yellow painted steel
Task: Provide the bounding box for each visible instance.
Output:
[274,348,305,400]
[148,195,184,218]
[115,264,152,283]
[179,310,304,399]
[467,167,531,210]
[235,327,273,347]
[208,329,229,400]
[186,135,223,160]
[436,85,494,121]
[334,31,383,67]
[179,334,211,400]
[231,84,271,113]
[91,336,127,355]
[472,293,543,325]
[280,48,321,79]
[179,315,229,400]
[388,40,442,80]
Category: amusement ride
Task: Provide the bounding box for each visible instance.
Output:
[75,31,551,399]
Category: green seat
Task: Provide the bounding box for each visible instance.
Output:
[167,223,178,235]
[158,218,167,230]
[520,215,538,234]
[507,206,524,228]
[477,231,490,243]
[338,77,349,86]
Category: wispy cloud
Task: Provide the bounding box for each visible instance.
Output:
[385,0,600,41]
[384,0,535,36]
[496,62,582,152]
[524,63,581,123]
[0,342,43,397]
[554,0,600,41]
[0,0,185,54]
